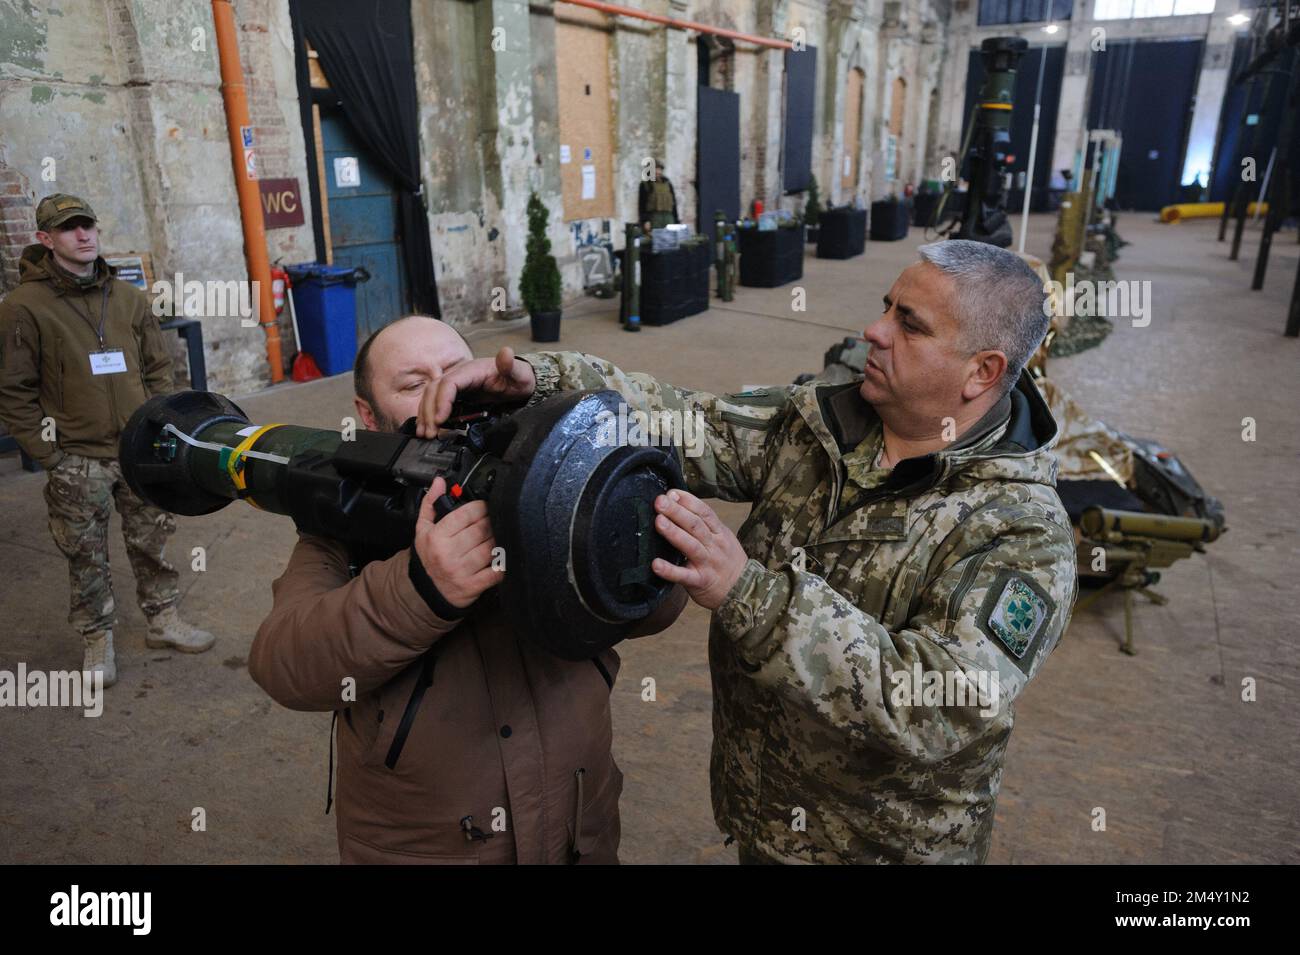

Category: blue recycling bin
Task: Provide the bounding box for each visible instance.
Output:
[285,264,369,377]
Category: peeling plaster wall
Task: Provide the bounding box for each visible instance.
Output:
[0,0,315,395]
[876,0,947,195]
[610,18,663,230]
[413,0,504,326]
[483,0,545,314]
[667,14,695,229]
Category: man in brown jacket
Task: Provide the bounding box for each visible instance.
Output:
[0,194,215,687]
[249,315,683,864]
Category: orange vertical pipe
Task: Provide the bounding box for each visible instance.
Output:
[212,0,283,383]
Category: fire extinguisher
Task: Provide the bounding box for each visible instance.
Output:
[271,265,322,381]
[270,266,289,315]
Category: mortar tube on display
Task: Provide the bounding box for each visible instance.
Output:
[624,222,641,332]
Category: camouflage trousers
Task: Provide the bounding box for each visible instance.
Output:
[43,453,179,635]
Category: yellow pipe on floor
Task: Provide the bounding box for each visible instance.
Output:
[1160,201,1267,223]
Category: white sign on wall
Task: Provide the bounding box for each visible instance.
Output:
[581,163,596,200]
[334,156,360,188]
[560,144,572,164]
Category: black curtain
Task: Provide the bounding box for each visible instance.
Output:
[783,45,816,193]
[1088,39,1204,211]
[697,86,740,244]
[289,0,440,317]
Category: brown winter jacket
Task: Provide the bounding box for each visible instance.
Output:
[0,244,172,468]
[250,533,685,864]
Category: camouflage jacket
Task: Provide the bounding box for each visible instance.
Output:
[523,352,1078,864]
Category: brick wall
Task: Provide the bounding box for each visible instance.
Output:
[0,163,37,293]
[237,9,294,181]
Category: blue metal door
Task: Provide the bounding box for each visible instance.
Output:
[319,104,406,340]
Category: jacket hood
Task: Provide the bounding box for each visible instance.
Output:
[799,370,1061,494]
[18,243,111,292]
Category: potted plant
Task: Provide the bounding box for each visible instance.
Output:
[521,191,563,342]
[804,175,822,244]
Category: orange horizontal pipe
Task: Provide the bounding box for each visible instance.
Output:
[558,0,793,49]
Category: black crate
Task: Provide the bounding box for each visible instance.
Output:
[639,242,712,326]
[870,199,910,241]
[816,207,867,259]
[737,226,804,287]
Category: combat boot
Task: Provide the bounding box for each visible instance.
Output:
[83,629,117,688]
[145,607,215,653]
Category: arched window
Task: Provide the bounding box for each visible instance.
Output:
[890,76,907,138]
[697,34,736,90]
[842,67,865,191]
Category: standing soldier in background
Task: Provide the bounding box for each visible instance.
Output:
[638,159,679,232]
[0,194,215,687]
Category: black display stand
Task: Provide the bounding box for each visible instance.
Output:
[870,199,910,241]
[816,207,867,259]
[737,226,804,287]
[639,242,711,326]
[911,191,941,227]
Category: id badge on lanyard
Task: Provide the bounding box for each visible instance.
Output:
[90,349,128,375]
[83,284,126,375]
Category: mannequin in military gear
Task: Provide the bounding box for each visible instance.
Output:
[639,160,679,232]
[417,239,1078,865]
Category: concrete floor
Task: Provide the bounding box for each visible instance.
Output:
[1,213,1297,863]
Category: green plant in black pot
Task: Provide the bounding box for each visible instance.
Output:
[804,175,822,244]
[521,191,563,342]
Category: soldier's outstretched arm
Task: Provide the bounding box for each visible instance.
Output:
[715,502,1077,763]
[521,350,789,504]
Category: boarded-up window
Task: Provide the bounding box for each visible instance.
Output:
[842,67,864,191]
[556,12,614,220]
[890,76,907,137]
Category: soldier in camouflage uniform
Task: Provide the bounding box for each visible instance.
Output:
[0,194,215,687]
[416,239,1078,864]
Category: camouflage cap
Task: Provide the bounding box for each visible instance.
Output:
[36,194,98,232]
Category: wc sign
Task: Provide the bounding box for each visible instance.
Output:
[258,178,305,229]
